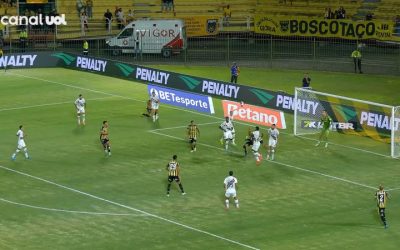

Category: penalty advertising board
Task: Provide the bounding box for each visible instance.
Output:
[148,85,215,114]
[222,100,286,129]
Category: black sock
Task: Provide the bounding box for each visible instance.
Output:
[108,146,111,152]
[167,183,171,194]
[178,183,184,193]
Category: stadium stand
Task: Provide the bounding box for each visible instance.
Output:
[374,0,400,21]
[255,0,362,19]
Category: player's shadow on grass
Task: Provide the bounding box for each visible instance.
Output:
[72,126,85,135]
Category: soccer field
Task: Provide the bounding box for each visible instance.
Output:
[0,67,399,250]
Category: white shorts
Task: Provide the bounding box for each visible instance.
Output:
[77,107,85,114]
[225,189,237,198]
[268,138,277,147]
[151,103,159,110]
[17,140,26,149]
[223,130,233,140]
[252,141,261,152]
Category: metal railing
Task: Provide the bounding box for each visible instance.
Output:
[1,23,399,75]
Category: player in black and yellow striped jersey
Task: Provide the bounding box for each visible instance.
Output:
[375,185,389,229]
[0,48,5,72]
[187,120,200,152]
[142,99,152,117]
[166,155,185,196]
[100,120,111,156]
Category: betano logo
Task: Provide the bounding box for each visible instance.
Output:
[222,100,286,129]
[249,88,274,104]
[51,52,75,65]
[0,14,67,26]
[179,75,201,90]
[115,63,136,77]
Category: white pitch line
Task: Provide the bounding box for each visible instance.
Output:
[149,130,377,191]
[149,121,220,132]
[9,72,398,160]
[0,198,148,217]
[0,165,260,250]
[0,96,114,112]
[386,187,400,191]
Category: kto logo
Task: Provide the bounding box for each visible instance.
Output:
[0,14,67,26]
[301,120,355,130]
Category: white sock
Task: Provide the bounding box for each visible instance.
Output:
[225,199,229,208]
[12,153,16,158]
[156,114,159,120]
[225,142,228,150]
[82,114,86,125]
[23,148,29,158]
[254,152,260,161]
[77,116,81,125]
[234,199,239,208]
[152,115,156,122]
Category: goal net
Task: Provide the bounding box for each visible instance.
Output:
[294,87,400,158]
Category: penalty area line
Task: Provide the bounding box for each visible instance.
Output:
[149,121,221,132]
[0,165,260,250]
[149,130,377,191]
[0,198,148,217]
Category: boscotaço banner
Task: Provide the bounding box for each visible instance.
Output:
[254,15,400,42]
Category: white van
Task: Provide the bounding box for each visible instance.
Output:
[106,19,187,57]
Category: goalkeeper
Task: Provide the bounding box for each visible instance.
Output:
[315,111,332,148]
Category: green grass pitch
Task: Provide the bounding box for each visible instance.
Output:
[0,67,399,250]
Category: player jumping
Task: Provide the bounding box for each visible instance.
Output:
[150,90,160,122]
[224,170,239,209]
[187,120,200,152]
[243,127,253,156]
[219,117,234,151]
[11,125,30,160]
[315,110,332,148]
[266,124,279,160]
[375,185,389,229]
[100,120,111,156]
[74,94,86,126]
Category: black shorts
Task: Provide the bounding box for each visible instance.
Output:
[244,139,253,146]
[146,108,151,113]
[168,176,180,183]
[101,138,109,145]
[189,137,197,143]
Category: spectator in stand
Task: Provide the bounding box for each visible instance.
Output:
[223,5,232,26]
[338,6,346,19]
[104,9,113,30]
[86,0,93,19]
[76,0,85,17]
[394,15,400,36]
[81,11,89,32]
[126,9,135,23]
[167,0,174,12]
[161,0,168,12]
[302,73,311,88]
[324,8,332,19]
[365,12,373,21]
[116,7,125,30]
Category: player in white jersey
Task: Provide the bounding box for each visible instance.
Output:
[266,124,279,160]
[150,90,160,122]
[219,117,234,151]
[251,126,263,165]
[220,112,236,145]
[74,94,86,126]
[224,170,239,209]
[11,125,30,160]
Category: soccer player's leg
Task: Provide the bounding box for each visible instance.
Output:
[106,141,111,156]
[23,147,30,159]
[166,176,173,196]
[233,194,239,208]
[379,208,387,228]
[252,142,262,165]
[176,177,185,195]
[81,112,86,126]
[77,112,81,125]
[231,129,236,145]
[323,130,330,148]
[11,148,20,160]
[225,192,231,209]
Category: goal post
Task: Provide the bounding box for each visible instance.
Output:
[294,88,400,158]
